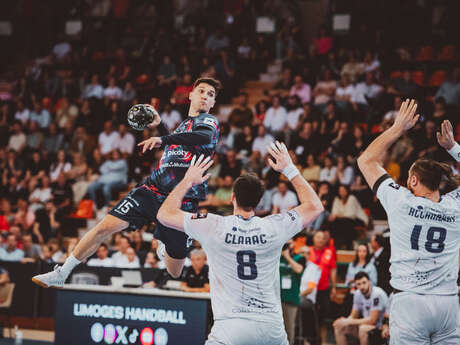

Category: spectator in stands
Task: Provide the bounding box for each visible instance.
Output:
[309,230,337,322]
[0,233,24,261]
[40,244,53,263]
[118,247,140,268]
[313,69,337,105]
[14,198,35,232]
[205,28,230,53]
[157,55,177,98]
[7,121,27,153]
[290,75,311,104]
[382,96,402,124]
[87,149,128,208]
[272,181,298,213]
[98,121,120,157]
[362,51,380,73]
[116,123,135,158]
[181,249,210,293]
[429,97,451,126]
[345,244,377,287]
[341,52,364,83]
[280,239,306,345]
[309,182,333,231]
[144,251,160,269]
[389,69,417,99]
[228,92,253,130]
[329,184,368,249]
[71,126,95,158]
[104,77,122,100]
[14,100,30,125]
[29,101,51,129]
[264,95,287,139]
[112,235,131,264]
[55,97,78,129]
[333,272,388,345]
[335,73,355,110]
[83,74,104,99]
[351,72,383,111]
[87,244,114,267]
[252,125,274,157]
[414,119,439,159]
[51,173,73,223]
[234,125,254,157]
[434,67,460,107]
[320,155,337,184]
[335,155,355,185]
[219,150,242,180]
[370,234,391,294]
[67,152,89,203]
[272,68,292,99]
[26,121,43,151]
[201,175,233,215]
[43,123,63,154]
[285,95,303,136]
[302,154,321,182]
[29,176,52,212]
[21,233,41,262]
[161,103,182,132]
[50,150,72,182]
[121,81,137,105]
[299,246,322,345]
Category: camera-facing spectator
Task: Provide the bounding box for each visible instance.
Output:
[181,249,209,293]
[98,121,120,157]
[144,251,160,269]
[0,233,25,261]
[87,244,114,267]
[272,181,298,214]
[21,233,41,262]
[83,74,104,100]
[345,243,377,288]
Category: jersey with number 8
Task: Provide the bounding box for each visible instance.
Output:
[375,175,460,295]
[183,210,303,325]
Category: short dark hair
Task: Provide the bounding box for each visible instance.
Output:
[354,271,370,281]
[374,234,385,247]
[99,243,108,250]
[233,174,264,211]
[411,159,460,192]
[193,77,222,96]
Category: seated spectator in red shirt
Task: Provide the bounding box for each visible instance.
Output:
[181,249,210,293]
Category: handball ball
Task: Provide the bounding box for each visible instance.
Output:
[127,104,160,131]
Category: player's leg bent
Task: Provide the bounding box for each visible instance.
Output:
[357,324,375,345]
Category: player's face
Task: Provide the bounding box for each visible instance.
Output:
[355,277,371,295]
[189,83,216,113]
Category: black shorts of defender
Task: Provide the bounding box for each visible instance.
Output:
[109,184,198,259]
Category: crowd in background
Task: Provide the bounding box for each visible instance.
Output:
[0,1,459,344]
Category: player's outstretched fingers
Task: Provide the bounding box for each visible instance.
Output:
[203,158,213,171]
[267,146,278,159]
[190,155,197,166]
[267,158,276,170]
[196,154,205,165]
[270,142,280,154]
[201,156,212,168]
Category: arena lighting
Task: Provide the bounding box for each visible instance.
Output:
[140,327,154,345]
[154,328,168,345]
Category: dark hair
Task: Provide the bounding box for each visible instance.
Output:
[373,234,385,247]
[233,174,264,211]
[354,271,370,281]
[193,77,222,96]
[99,243,108,250]
[353,243,371,268]
[411,159,460,192]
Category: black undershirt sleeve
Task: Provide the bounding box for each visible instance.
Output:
[160,127,214,146]
[372,173,391,195]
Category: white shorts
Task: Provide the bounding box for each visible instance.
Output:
[205,318,289,345]
[389,292,459,345]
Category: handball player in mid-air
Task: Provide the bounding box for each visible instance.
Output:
[32,77,221,287]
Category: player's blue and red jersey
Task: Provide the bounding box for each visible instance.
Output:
[146,113,219,201]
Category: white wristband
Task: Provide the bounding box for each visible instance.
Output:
[447,143,460,162]
[282,163,300,181]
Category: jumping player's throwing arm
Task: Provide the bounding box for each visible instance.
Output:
[157,142,324,345]
[32,78,221,287]
[357,99,460,345]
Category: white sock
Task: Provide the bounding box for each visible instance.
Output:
[60,254,81,278]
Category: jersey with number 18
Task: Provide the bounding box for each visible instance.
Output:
[374,174,460,295]
[183,210,304,324]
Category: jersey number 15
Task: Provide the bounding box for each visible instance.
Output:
[410,225,447,253]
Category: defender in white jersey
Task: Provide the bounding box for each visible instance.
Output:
[157,142,324,345]
[358,100,460,345]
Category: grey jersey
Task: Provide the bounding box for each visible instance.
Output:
[352,286,388,328]
[184,210,303,324]
[375,174,460,295]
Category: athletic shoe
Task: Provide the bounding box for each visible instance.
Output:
[32,265,66,288]
[157,240,166,261]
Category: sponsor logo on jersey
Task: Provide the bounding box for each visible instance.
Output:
[203,117,217,128]
[373,298,379,306]
[191,212,207,220]
[408,205,455,223]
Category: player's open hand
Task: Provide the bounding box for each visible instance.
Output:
[137,137,162,153]
[436,120,456,150]
[392,98,419,132]
[184,154,213,186]
[267,141,292,172]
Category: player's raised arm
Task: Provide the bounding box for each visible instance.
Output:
[157,155,213,231]
[437,120,460,162]
[267,141,324,227]
[357,99,419,189]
